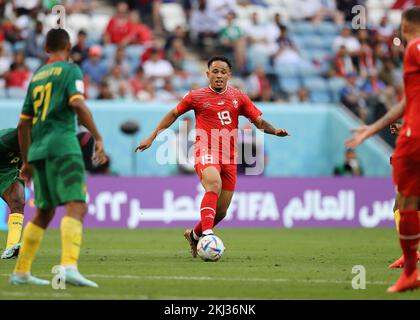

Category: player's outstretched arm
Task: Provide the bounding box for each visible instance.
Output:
[253,116,290,137]
[345,97,405,149]
[135,107,180,152]
[17,118,32,183]
[70,98,107,165]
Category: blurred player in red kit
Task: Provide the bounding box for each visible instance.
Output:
[136,56,289,257]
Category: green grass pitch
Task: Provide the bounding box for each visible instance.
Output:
[0,228,419,300]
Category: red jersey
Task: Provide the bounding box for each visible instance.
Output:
[176,86,262,164]
[394,38,420,159]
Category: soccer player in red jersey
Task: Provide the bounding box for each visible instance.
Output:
[385,7,420,292]
[136,56,289,257]
[346,97,420,269]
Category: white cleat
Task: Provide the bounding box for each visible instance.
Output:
[1,243,21,259]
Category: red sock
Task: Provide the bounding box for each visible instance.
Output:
[200,191,218,235]
[194,210,225,239]
[399,210,420,276]
[193,222,202,239]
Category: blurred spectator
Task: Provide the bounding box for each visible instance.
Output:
[140,43,165,64]
[360,68,387,122]
[340,72,367,122]
[137,81,156,101]
[219,11,246,73]
[291,0,344,24]
[71,29,89,66]
[109,45,130,78]
[164,25,187,51]
[273,13,286,31]
[4,51,31,89]
[166,38,187,70]
[107,64,130,99]
[175,116,195,175]
[126,10,152,45]
[129,65,146,98]
[333,26,361,57]
[134,0,163,34]
[3,18,23,44]
[190,0,220,54]
[104,1,134,45]
[273,25,302,66]
[379,57,400,86]
[157,79,178,101]
[0,44,11,76]
[81,45,108,86]
[375,16,394,39]
[360,69,385,98]
[206,0,237,19]
[25,20,46,61]
[334,45,356,77]
[333,148,363,177]
[14,0,39,16]
[246,11,279,58]
[64,0,97,14]
[97,80,114,100]
[143,47,174,88]
[245,66,273,102]
[290,86,310,103]
[358,39,374,77]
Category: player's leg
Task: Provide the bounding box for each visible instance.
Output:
[388,194,420,292]
[185,165,222,257]
[197,166,221,235]
[388,193,420,268]
[1,180,25,259]
[54,155,97,287]
[10,160,53,285]
[192,189,234,238]
[60,201,97,287]
[10,207,55,285]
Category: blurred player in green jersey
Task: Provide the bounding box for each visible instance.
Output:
[0,128,24,259]
[10,28,106,287]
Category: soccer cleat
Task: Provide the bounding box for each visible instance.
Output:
[10,274,50,286]
[388,252,420,269]
[64,268,98,288]
[184,229,198,258]
[387,270,420,293]
[1,243,21,259]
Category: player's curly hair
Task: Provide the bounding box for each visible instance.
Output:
[45,28,71,52]
[207,56,232,70]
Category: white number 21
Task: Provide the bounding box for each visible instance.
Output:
[217,111,232,125]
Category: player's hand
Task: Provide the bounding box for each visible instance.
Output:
[390,123,402,136]
[345,125,371,149]
[93,140,107,165]
[135,137,154,152]
[275,128,290,137]
[20,163,32,184]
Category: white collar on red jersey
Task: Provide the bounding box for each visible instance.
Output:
[208,85,228,94]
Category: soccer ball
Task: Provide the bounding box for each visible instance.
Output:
[197,235,225,262]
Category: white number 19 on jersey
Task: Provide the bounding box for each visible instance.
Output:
[218,111,232,125]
